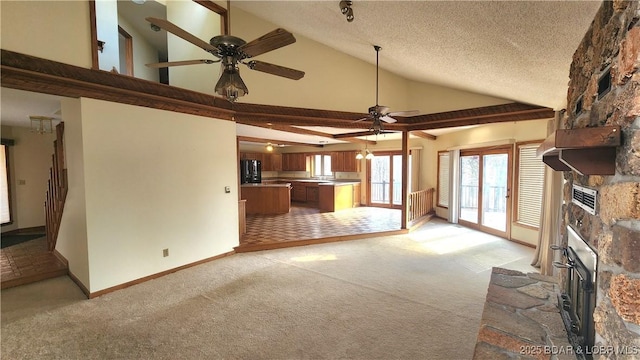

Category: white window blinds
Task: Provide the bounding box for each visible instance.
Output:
[517,144,544,228]
[437,152,449,207]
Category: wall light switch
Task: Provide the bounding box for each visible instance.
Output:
[18,179,26,185]
[225,186,231,193]
[162,249,169,257]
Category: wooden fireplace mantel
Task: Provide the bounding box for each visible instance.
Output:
[537,126,621,175]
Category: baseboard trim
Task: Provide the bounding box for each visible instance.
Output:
[87,250,235,299]
[408,212,435,232]
[1,225,46,235]
[509,238,536,249]
[234,229,409,253]
[53,249,69,266]
[67,270,91,298]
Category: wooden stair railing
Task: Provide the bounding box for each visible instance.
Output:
[45,122,68,251]
[408,188,435,222]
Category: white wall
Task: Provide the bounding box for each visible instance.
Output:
[57,98,90,289]
[78,98,238,292]
[0,126,55,231]
[166,1,221,93]
[0,1,93,68]
[118,15,160,82]
[95,0,120,72]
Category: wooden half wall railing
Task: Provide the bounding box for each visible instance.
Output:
[408,188,435,222]
[45,122,68,251]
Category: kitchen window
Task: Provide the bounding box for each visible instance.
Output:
[312,154,332,177]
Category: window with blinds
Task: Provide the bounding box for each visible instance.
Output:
[515,143,544,228]
[437,151,449,207]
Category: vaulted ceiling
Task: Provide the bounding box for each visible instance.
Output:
[1,1,602,146]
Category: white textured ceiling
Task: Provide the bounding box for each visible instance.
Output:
[1,1,603,146]
[232,0,601,110]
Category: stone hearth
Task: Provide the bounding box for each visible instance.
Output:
[473,267,574,360]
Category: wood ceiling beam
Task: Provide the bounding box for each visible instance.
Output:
[237,136,323,147]
[332,130,392,139]
[238,120,334,138]
[236,121,377,145]
[1,50,554,138]
[410,131,437,140]
[405,103,554,130]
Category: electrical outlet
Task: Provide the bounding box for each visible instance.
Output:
[162,248,169,257]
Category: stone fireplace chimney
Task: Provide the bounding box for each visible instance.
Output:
[561,0,640,354]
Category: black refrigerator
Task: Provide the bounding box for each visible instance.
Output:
[240,159,262,184]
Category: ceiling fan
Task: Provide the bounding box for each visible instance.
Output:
[145,11,304,102]
[356,45,418,134]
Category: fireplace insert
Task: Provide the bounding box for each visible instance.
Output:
[552,225,598,359]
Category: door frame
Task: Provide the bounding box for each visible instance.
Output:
[366,150,407,209]
[457,145,513,239]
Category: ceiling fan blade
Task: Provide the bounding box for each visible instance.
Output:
[387,110,419,117]
[246,61,304,80]
[239,28,296,58]
[145,17,218,53]
[353,116,371,122]
[380,115,397,123]
[145,59,217,68]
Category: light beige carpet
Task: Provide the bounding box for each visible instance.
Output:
[1,219,536,359]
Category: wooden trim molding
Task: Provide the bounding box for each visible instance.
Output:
[87,250,235,299]
[117,26,134,76]
[1,50,554,133]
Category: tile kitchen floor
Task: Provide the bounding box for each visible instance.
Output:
[239,205,403,250]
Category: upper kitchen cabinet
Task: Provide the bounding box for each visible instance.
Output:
[331,151,360,172]
[282,153,307,171]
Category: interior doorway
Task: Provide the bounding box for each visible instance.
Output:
[367,151,411,209]
[458,146,511,238]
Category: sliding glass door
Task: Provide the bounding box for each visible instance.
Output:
[458,147,511,238]
[367,152,411,208]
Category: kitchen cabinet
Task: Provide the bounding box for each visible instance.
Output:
[319,183,359,212]
[306,185,319,203]
[270,154,282,171]
[282,153,307,171]
[240,153,282,171]
[331,151,360,172]
[241,184,291,215]
[352,183,361,207]
[290,182,307,202]
[240,152,261,161]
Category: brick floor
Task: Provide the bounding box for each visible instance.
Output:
[1,237,67,289]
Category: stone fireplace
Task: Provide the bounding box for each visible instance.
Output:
[560,0,640,356]
[473,2,639,359]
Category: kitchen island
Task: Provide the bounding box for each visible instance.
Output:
[318,182,361,212]
[241,183,291,214]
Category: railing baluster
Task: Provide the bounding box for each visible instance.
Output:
[43,123,68,252]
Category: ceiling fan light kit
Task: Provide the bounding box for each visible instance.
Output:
[145,13,304,103]
[29,116,54,134]
[354,45,419,135]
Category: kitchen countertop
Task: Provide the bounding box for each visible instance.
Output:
[241,183,291,187]
[317,181,360,186]
[263,178,360,185]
